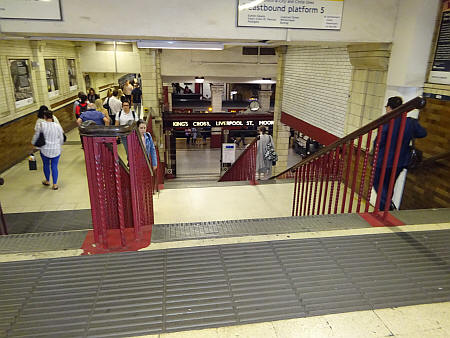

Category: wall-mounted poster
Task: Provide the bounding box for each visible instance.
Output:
[429,0,450,84]
[0,0,62,21]
[237,0,344,30]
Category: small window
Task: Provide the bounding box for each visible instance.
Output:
[260,47,276,55]
[9,59,34,108]
[243,47,258,55]
[44,59,59,97]
[67,59,78,90]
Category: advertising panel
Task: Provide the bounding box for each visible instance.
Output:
[429,0,450,84]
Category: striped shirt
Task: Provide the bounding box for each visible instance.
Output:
[32,121,64,158]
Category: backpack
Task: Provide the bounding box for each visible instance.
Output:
[79,103,88,114]
[264,136,278,163]
[118,110,136,122]
[103,97,111,114]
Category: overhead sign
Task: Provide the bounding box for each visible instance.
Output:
[237,0,344,30]
[170,120,274,128]
[429,0,450,85]
[0,0,62,21]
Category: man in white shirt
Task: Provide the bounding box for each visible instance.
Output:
[123,80,133,103]
[103,89,122,125]
[115,101,138,154]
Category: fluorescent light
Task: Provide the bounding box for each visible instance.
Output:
[137,40,223,50]
[195,77,205,83]
[239,0,264,11]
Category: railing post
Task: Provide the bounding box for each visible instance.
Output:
[375,120,395,212]
[383,113,407,217]
[358,131,372,213]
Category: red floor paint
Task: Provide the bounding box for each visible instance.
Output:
[359,212,405,227]
[81,225,153,255]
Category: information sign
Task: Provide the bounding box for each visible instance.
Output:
[429,0,450,84]
[0,0,62,21]
[237,0,344,30]
[222,143,236,164]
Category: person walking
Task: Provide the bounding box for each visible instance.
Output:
[137,120,158,171]
[94,98,110,125]
[87,88,99,103]
[36,105,60,130]
[77,103,109,126]
[256,126,274,180]
[373,96,427,210]
[75,94,88,119]
[131,83,143,119]
[32,110,64,190]
[115,101,138,153]
[104,89,122,125]
[123,80,133,103]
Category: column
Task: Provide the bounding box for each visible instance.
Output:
[139,48,162,144]
[75,45,86,94]
[385,0,440,117]
[210,83,224,112]
[258,84,272,113]
[347,43,391,134]
[272,46,290,176]
[30,41,50,108]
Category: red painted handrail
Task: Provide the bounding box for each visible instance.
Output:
[80,121,154,249]
[218,137,258,183]
[274,97,426,224]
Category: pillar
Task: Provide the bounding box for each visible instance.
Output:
[347,43,391,134]
[30,41,51,108]
[272,46,290,176]
[385,0,440,118]
[139,48,163,145]
[258,84,272,113]
[211,83,224,112]
[75,45,86,94]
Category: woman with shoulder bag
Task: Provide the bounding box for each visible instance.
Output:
[31,110,64,190]
[256,126,276,180]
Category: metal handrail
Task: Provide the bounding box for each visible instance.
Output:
[218,137,258,182]
[274,97,426,178]
[79,120,154,177]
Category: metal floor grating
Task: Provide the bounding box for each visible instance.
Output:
[0,231,88,254]
[151,214,372,242]
[1,229,449,337]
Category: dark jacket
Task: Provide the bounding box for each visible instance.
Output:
[375,117,427,168]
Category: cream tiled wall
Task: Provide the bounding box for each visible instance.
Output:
[346,44,391,134]
[0,40,84,125]
[282,46,353,139]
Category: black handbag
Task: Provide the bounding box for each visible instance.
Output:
[408,142,423,169]
[33,132,46,147]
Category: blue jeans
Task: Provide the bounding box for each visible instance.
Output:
[40,153,60,184]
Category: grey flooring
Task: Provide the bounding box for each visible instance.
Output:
[1,229,449,337]
[0,231,88,254]
[151,213,371,242]
[4,209,92,234]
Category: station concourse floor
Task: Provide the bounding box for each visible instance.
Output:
[0,129,449,337]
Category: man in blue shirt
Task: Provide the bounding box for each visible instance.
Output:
[373,96,427,210]
[77,103,110,126]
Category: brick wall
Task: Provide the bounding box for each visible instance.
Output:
[282,46,353,138]
[401,97,450,209]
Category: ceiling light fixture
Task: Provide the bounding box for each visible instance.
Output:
[195,77,205,83]
[137,40,224,50]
